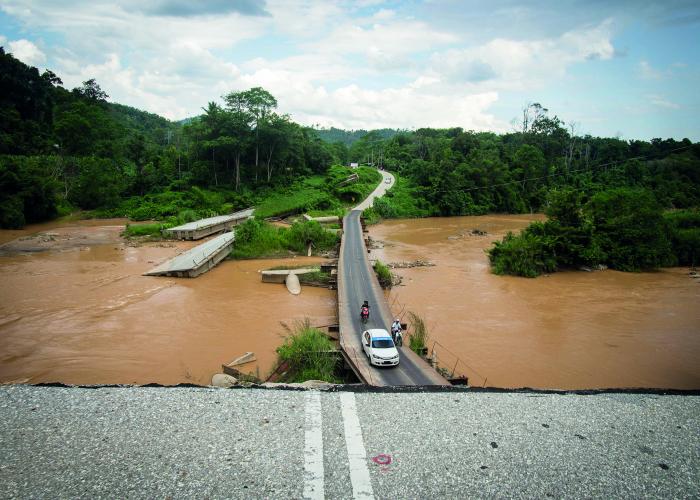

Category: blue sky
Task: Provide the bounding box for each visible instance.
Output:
[1,0,698,140]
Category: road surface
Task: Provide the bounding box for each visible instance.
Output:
[1,386,697,499]
[339,169,447,386]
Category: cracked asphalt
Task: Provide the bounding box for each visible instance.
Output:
[0,386,698,499]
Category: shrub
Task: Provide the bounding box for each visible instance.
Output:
[488,229,558,278]
[407,311,429,355]
[276,319,339,382]
[231,218,339,259]
[231,218,284,259]
[373,259,392,288]
[123,222,166,238]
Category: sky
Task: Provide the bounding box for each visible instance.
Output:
[1,0,699,140]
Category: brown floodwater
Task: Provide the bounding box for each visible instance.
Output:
[0,220,335,385]
[371,215,700,390]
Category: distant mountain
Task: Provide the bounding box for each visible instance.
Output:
[312,127,401,146]
[108,102,175,145]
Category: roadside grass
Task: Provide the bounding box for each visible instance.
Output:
[369,173,435,221]
[276,319,340,383]
[254,186,338,219]
[327,165,382,206]
[407,311,429,355]
[373,259,392,288]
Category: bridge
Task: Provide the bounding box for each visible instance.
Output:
[337,170,449,386]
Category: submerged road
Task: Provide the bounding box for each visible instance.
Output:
[338,170,447,386]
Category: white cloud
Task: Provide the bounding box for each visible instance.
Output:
[251,76,503,130]
[646,94,680,110]
[7,38,46,66]
[638,60,663,79]
[430,20,616,90]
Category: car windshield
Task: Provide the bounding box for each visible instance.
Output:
[372,338,394,348]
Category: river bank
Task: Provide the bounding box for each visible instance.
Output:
[370,214,700,390]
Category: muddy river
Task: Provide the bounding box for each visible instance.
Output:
[1,215,698,389]
[0,220,335,385]
[370,215,700,389]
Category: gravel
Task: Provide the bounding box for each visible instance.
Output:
[0,386,698,499]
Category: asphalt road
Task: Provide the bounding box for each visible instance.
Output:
[341,209,445,386]
[1,386,697,499]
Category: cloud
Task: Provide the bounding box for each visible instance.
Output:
[7,38,46,66]
[430,20,616,90]
[646,94,680,110]
[279,82,503,131]
[638,60,663,79]
[136,0,270,18]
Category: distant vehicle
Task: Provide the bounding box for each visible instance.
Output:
[384,178,391,184]
[361,329,400,367]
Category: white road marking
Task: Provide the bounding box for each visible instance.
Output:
[340,392,375,499]
[303,392,325,500]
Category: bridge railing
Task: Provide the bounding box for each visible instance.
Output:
[429,339,488,387]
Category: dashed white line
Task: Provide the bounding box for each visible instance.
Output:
[340,392,375,499]
[303,391,324,500]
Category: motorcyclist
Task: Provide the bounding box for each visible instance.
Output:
[391,318,402,342]
[360,301,370,323]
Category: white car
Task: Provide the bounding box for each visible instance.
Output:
[384,178,391,184]
[361,329,400,367]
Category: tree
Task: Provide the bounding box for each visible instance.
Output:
[73,78,109,102]
[586,188,672,271]
[223,87,277,180]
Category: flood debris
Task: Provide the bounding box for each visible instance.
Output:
[448,228,488,240]
[227,352,256,367]
[388,260,435,269]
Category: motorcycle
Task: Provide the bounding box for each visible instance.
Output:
[360,306,369,324]
[392,328,403,347]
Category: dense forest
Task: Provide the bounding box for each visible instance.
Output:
[0,48,350,229]
[1,47,698,273]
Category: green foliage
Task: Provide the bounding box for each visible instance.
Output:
[665,209,700,266]
[71,157,126,209]
[488,228,558,278]
[489,187,677,277]
[94,187,242,220]
[254,186,336,219]
[362,206,381,225]
[231,218,284,258]
[586,188,672,271]
[283,220,339,253]
[329,166,382,204]
[312,127,399,147]
[231,218,339,259]
[407,311,429,355]
[275,319,339,383]
[371,174,433,219]
[0,155,59,228]
[123,222,166,238]
[373,259,392,288]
